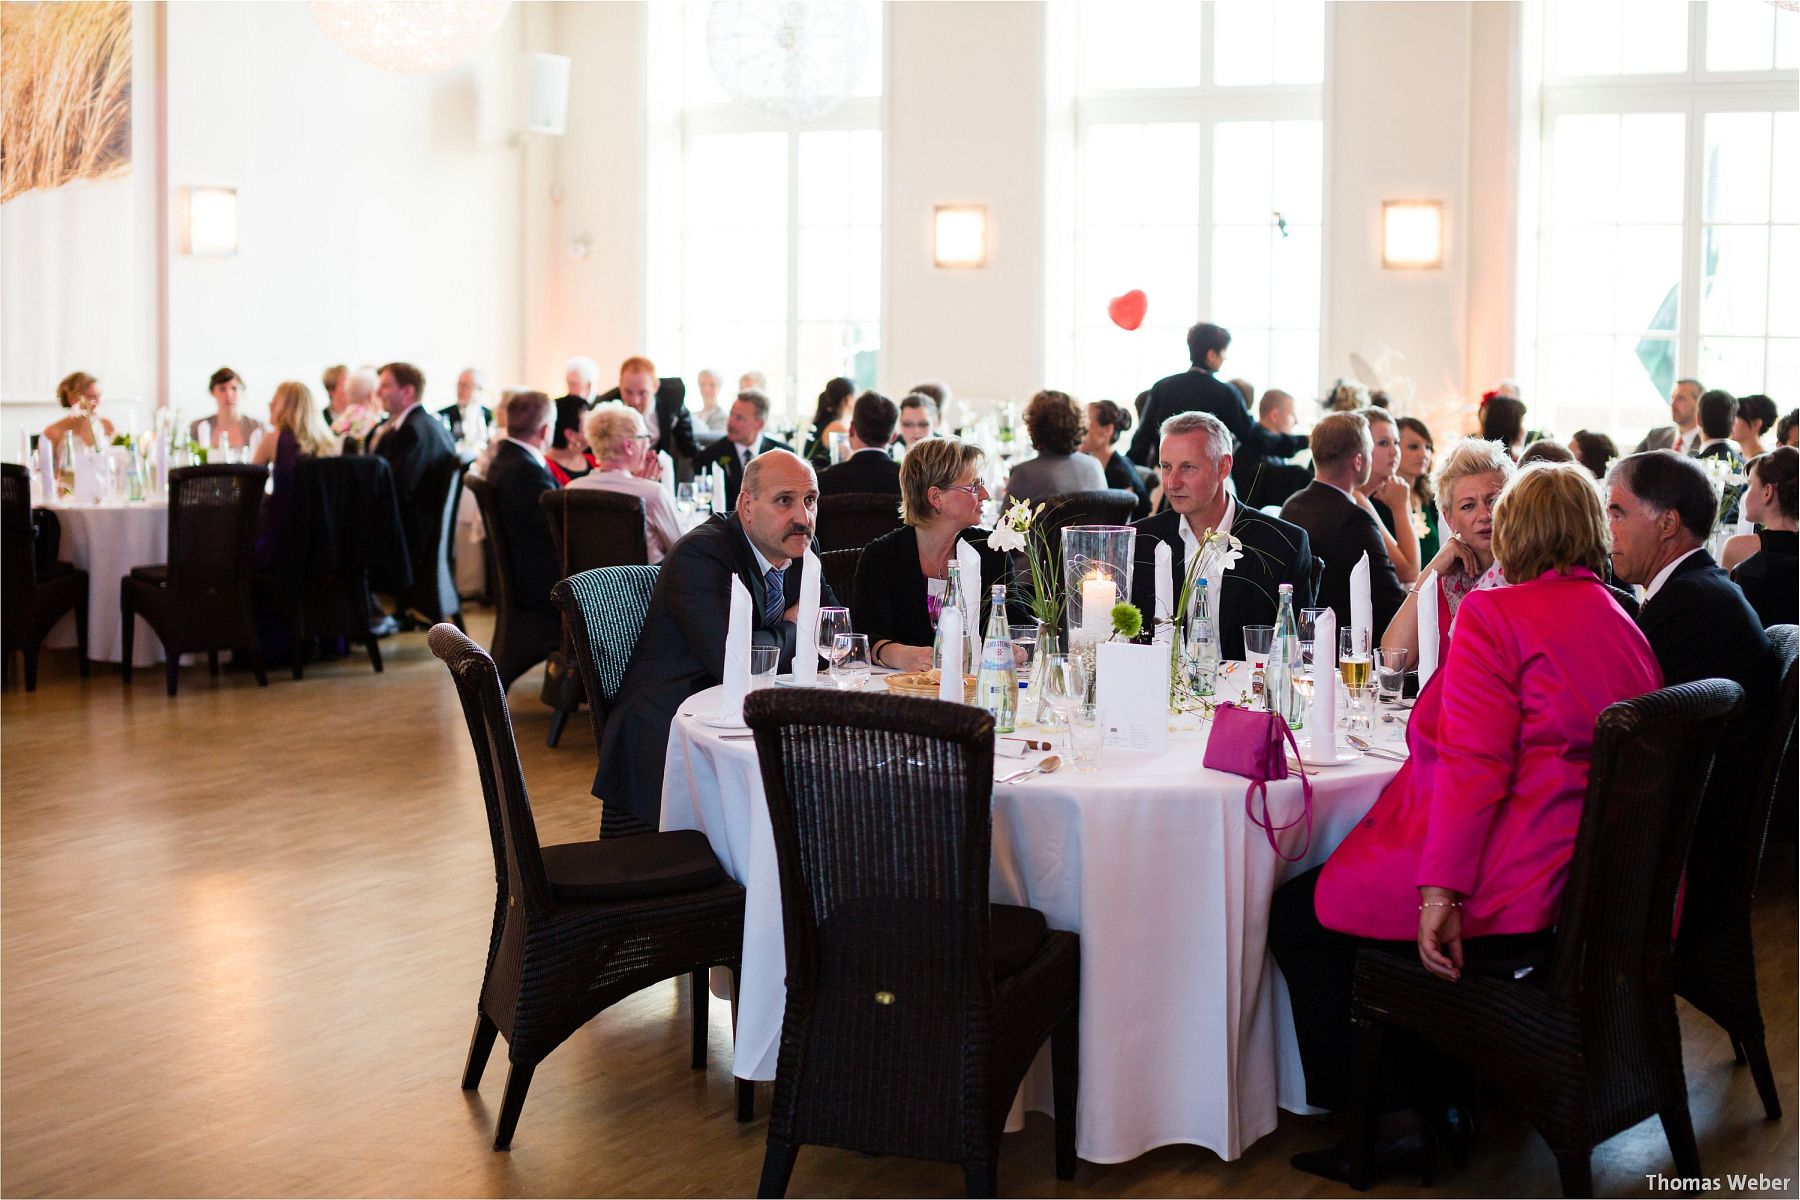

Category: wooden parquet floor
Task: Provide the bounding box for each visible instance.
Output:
[3,614,1794,1198]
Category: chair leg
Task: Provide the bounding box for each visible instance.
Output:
[366,634,384,674]
[1739,1033,1782,1120]
[730,965,755,1123]
[962,1161,997,1198]
[245,642,268,688]
[22,646,37,692]
[462,1011,499,1090]
[690,969,709,1070]
[1051,1004,1079,1181]
[757,1140,798,1199]
[165,652,180,697]
[207,650,220,676]
[547,702,571,748]
[121,603,134,685]
[1554,1147,1593,1198]
[74,600,89,676]
[450,609,466,633]
[1345,1016,1386,1191]
[491,1060,536,1151]
[1660,1103,1702,1177]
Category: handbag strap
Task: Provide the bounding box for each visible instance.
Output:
[1244,718,1314,863]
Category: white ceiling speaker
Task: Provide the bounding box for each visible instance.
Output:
[522,52,571,135]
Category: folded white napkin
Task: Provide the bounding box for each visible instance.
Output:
[1153,540,1174,645]
[793,551,822,684]
[720,576,752,719]
[154,436,168,492]
[710,463,726,511]
[938,607,963,703]
[1309,607,1337,755]
[36,438,56,502]
[1417,569,1440,688]
[1350,551,1372,646]
[957,538,983,648]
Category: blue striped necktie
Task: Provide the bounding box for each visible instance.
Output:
[762,566,785,627]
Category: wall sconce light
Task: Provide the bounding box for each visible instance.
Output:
[181,186,239,257]
[933,205,988,269]
[1382,200,1443,269]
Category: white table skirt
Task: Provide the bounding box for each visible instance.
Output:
[660,673,1406,1165]
[454,487,486,600]
[43,499,169,665]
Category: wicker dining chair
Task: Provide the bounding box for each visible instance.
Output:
[743,689,1081,1198]
[814,492,903,552]
[121,464,269,696]
[1347,678,1745,1197]
[1,463,88,690]
[550,565,660,837]
[539,489,651,747]
[462,474,559,694]
[818,546,863,615]
[394,454,465,630]
[1674,623,1798,1121]
[429,623,751,1150]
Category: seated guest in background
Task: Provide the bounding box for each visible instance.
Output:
[321,364,348,424]
[569,403,684,564]
[1006,389,1106,506]
[1259,388,1297,437]
[696,388,791,509]
[1516,438,1574,467]
[470,392,515,477]
[1130,411,1314,661]
[1240,388,1313,510]
[898,392,940,448]
[553,355,600,452]
[1779,408,1800,448]
[1080,399,1151,519]
[1228,378,1255,412]
[544,418,597,486]
[802,376,856,469]
[604,355,698,466]
[331,366,381,452]
[739,370,767,394]
[1355,409,1421,583]
[1378,439,1513,670]
[251,381,341,569]
[437,367,492,443]
[1605,450,1773,693]
[43,372,114,457]
[482,390,562,634]
[1733,393,1778,461]
[1280,411,1408,638]
[1367,389,1392,410]
[693,368,729,433]
[1272,463,1661,1184]
[1395,416,1438,560]
[596,450,836,831]
[818,391,902,496]
[1476,391,1527,460]
[1568,428,1619,480]
[371,361,457,538]
[1635,377,1703,455]
[190,367,266,451]
[1721,447,1797,628]
[853,437,1002,673]
[1694,389,1744,468]
[1130,322,1309,480]
[1321,378,1368,413]
[910,380,951,423]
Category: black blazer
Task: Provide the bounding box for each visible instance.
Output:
[818,448,901,497]
[850,524,1008,655]
[1731,530,1797,629]
[595,513,839,826]
[1127,367,1307,471]
[695,435,794,509]
[1278,480,1407,639]
[482,440,561,617]
[1128,506,1315,661]
[1638,549,1774,694]
[436,403,492,443]
[373,405,458,562]
[1103,451,1152,520]
[596,378,699,462]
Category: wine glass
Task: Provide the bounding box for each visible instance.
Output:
[816,607,853,673]
[693,474,714,513]
[1338,627,1372,690]
[1039,652,1086,757]
[675,482,695,517]
[831,633,871,690]
[1299,607,1330,669]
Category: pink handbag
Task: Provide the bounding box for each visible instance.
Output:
[1203,702,1313,862]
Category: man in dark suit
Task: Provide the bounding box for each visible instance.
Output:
[595,450,839,829]
[1279,410,1407,639]
[600,356,700,466]
[436,367,493,443]
[1127,322,1308,484]
[694,389,792,509]
[480,390,561,631]
[1634,377,1704,455]
[1130,410,1315,661]
[818,391,901,496]
[371,359,457,535]
[552,355,601,453]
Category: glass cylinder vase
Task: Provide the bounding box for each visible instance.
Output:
[1062,525,1136,647]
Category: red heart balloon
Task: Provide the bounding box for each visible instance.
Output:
[1107,289,1148,331]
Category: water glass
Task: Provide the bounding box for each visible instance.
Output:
[1009,624,1038,696]
[1242,624,1274,704]
[1068,702,1102,772]
[1345,683,1377,734]
[816,607,853,670]
[675,482,695,516]
[748,645,780,690]
[831,633,871,690]
[1039,652,1085,749]
[1299,607,1330,668]
[1375,647,1409,706]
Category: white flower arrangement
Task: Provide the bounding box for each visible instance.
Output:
[332,403,382,442]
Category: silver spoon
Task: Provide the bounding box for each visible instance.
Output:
[998,754,1063,784]
[1345,734,1407,762]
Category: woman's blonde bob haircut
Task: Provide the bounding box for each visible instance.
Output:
[583,401,645,462]
[1490,461,1611,583]
[1432,437,1515,514]
[899,436,986,526]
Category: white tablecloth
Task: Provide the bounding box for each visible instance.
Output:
[454,487,486,600]
[43,499,169,665]
[660,674,1407,1165]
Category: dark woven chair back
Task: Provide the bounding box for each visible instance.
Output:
[399,455,463,624]
[540,488,650,574]
[463,475,512,617]
[1,463,36,600]
[1712,624,1796,907]
[744,689,999,1164]
[550,565,659,749]
[815,492,903,552]
[166,465,269,624]
[1034,488,1139,540]
[818,546,862,614]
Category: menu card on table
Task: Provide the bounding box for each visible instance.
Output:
[1096,642,1168,754]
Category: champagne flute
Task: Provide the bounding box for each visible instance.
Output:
[1338,627,1372,689]
[816,607,853,673]
[831,633,871,690]
[1040,652,1086,758]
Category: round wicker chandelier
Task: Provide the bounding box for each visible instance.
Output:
[310,1,511,74]
[706,1,870,121]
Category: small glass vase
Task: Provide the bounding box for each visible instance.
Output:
[1030,620,1060,726]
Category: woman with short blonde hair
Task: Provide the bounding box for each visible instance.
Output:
[568,401,683,563]
[44,371,115,456]
[1491,463,1611,583]
[582,401,645,464]
[898,437,986,526]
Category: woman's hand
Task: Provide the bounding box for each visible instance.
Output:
[634,452,663,482]
[1374,474,1412,518]
[1418,886,1464,981]
[885,644,934,673]
[1426,530,1480,579]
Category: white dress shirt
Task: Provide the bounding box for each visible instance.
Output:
[1180,497,1237,622]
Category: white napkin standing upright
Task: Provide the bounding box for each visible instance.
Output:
[1153,540,1174,645]
[1309,607,1337,755]
[956,538,983,661]
[72,452,102,503]
[938,607,964,703]
[1350,551,1372,647]
[793,551,822,685]
[36,438,56,503]
[154,435,168,494]
[719,576,752,719]
[1416,569,1440,688]
[710,463,726,512]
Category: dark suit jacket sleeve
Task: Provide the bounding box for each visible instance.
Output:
[1206,376,1307,460]
[1636,579,1712,687]
[660,536,740,682]
[1127,390,1171,466]
[659,384,699,460]
[496,460,561,612]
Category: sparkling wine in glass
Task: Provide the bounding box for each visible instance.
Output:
[1338,626,1372,689]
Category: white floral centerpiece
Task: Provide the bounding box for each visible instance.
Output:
[332,404,383,445]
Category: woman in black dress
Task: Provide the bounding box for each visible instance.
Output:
[1079,399,1151,519]
[1722,446,1796,628]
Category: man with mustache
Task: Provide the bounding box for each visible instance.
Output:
[593,450,839,834]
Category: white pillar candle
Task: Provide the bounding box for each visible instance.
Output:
[1080,575,1117,636]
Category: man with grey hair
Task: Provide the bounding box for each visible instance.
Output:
[1280,410,1407,636]
[554,355,601,452]
[437,367,492,442]
[482,390,561,654]
[694,368,729,432]
[1130,410,1315,660]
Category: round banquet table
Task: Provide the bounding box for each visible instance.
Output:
[659,669,1410,1164]
[42,498,170,666]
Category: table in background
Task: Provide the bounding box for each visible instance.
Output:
[660,673,1408,1164]
[43,498,168,665]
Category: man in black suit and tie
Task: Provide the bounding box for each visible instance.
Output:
[480,391,561,639]
[1279,411,1408,639]
[1129,410,1315,660]
[436,367,494,443]
[371,359,457,563]
[695,389,792,509]
[601,356,700,467]
[1127,322,1308,486]
[595,449,839,830]
[818,391,901,496]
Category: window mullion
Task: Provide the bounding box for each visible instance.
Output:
[1679,101,1706,382]
[786,129,802,425]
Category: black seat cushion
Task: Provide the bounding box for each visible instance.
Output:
[541,829,727,902]
[37,560,74,581]
[129,563,169,586]
[990,903,1049,979]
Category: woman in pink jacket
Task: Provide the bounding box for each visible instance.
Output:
[1271,462,1663,1185]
